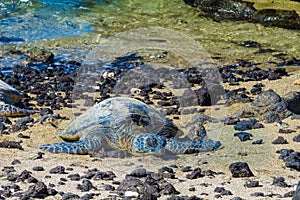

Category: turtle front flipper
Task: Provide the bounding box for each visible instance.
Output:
[34,138,102,154]
[164,138,221,154]
[0,104,35,117]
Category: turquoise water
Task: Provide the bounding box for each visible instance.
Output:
[0,0,299,63]
[0,0,99,41]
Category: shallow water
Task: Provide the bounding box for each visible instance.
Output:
[1,0,299,51]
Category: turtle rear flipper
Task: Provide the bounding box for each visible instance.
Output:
[34,138,102,154]
[0,104,35,117]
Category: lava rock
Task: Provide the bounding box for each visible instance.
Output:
[11,159,21,165]
[181,166,192,172]
[250,192,264,197]
[17,133,30,139]
[49,166,66,174]
[17,170,33,182]
[233,89,292,123]
[284,91,300,114]
[77,180,95,192]
[272,177,290,187]
[129,168,148,177]
[279,129,296,134]
[61,192,80,200]
[234,119,262,131]
[160,181,180,195]
[293,181,300,200]
[223,117,240,125]
[2,166,16,174]
[183,0,300,30]
[293,134,300,142]
[32,166,44,171]
[244,180,260,188]
[229,162,254,178]
[276,149,300,171]
[252,139,263,144]
[234,132,252,141]
[186,168,203,179]
[23,181,49,198]
[231,197,244,200]
[68,173,81,181]
[0,141,23,150]
[272,136,288,144]
[223,88,252,105]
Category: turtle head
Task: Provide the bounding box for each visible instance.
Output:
[132,134,167,154]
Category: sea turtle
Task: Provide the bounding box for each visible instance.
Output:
[0,80,35,117]
[35,97,221,155]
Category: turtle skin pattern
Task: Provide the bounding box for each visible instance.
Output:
[0,80,35,117]
[35,97,221,155]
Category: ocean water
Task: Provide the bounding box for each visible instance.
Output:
[0,0,98,41]
[0,0,299,65]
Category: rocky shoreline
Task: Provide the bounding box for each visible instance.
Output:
[183,0,300,30]
[0,42,299,199]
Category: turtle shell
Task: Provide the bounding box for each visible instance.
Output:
[59,97,179,144]
[0,80,22,104]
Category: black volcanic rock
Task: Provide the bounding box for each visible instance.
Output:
[183,0,300,29]
[229,162,254,177]
[233,89,292,123]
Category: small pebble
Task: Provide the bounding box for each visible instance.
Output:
[77,180,95,192]
[49,166,66,174]
[252,139,263,144]
[223,117,240,125]
[272,136,288,144]
[32,166,44,171]
[214,187,225,193]
[186,168,203,179]
[61,192,80,200]
[292,134,300,142]
[279,129,296,134]
[104,184,115,191]
[68,173,81,181]
[221,190,233,195]
[234,132,252,141]
[250,192,264,197]
[27,176,38,183]
[159,166,174,173]
[272,177,290,187]
[129,168,147,177]
[244,180,260,188]
[231,197,244,200]
[17,133,30,139]
[238,152,248,156]
[11,159,21,165]
[181,166,192,172]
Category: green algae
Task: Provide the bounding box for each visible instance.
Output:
[6,0,299,68]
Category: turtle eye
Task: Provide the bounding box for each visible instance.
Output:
[146,137,158,147]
